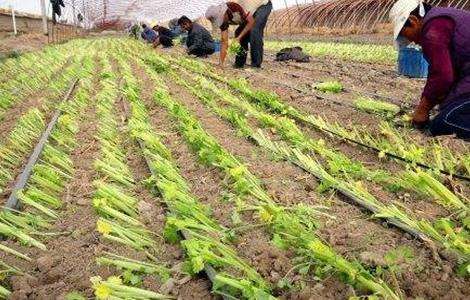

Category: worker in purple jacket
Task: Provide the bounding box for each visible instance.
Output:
[390,0,470,139]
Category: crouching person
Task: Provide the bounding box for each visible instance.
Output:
[390,0,470,139]
[178,16,215,57]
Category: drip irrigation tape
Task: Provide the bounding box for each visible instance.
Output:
[4,78,79,210]
[121,98,229,300]
[291,158,430,241]
[308,124,470,182]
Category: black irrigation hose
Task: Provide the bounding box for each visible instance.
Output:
[5,78,79,210]
[289,155,431,241]
[120,98,229,300]
[303,123,470,182]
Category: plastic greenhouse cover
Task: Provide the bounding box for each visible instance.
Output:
[86,0,225,23]
[1,0,310,26]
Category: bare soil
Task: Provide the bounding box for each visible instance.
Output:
[0,33,48,57]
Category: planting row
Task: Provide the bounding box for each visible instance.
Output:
[0,40,96,120]
[0,50,97,297]
[0,49,93,196]
[265,40,397,64]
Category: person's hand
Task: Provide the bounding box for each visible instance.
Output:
[412,96,432,129]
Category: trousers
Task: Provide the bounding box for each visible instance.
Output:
[235,1,272,68]
[429,97,470,139]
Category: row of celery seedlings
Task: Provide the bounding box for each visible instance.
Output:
[248,80,469,179]
[0,39,92,81]
[134,50,401,299]
[0,52,96,297]
[172,56,470,180]
[164,57,470,270]
[115,49,275,299]
[0,42,80,120]
[0,46,57,83]
[86,51,173,299]
[0,50,89,194]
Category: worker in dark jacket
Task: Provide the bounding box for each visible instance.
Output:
[152,25,174,48]
[178,16,215,57]
[141,24,157,43]
[390,0,470,139]
[205,0,272,68]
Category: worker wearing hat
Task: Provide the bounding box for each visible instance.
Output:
[390,0,470,139]
[205,0,273,68]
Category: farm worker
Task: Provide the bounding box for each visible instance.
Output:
[141,24,158,43]
[178,16,216,57]
[152,25,175,48]
[390,0,470,139]
[205,0,273,68]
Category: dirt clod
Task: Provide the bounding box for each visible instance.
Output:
[8,290,28,300]
[10,276,31,293]
[76,197,89,206]
[44,268,62,284]
[36,256,54,273]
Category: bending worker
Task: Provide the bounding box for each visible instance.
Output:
[390,0,470,139]
[205,0,273,68]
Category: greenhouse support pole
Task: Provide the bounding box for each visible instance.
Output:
[11,6,17,36]
[40,0,48,35]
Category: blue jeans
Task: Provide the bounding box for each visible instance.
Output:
[429,97,470,139]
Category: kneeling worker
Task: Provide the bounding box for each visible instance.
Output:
[205,0,273,68]
[152,25,174,48]
[178,16,215,57]
[390,0,470,139]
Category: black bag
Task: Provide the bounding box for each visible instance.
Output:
[275,47,311,63]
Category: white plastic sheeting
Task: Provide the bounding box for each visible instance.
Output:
[0,0,310,27]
